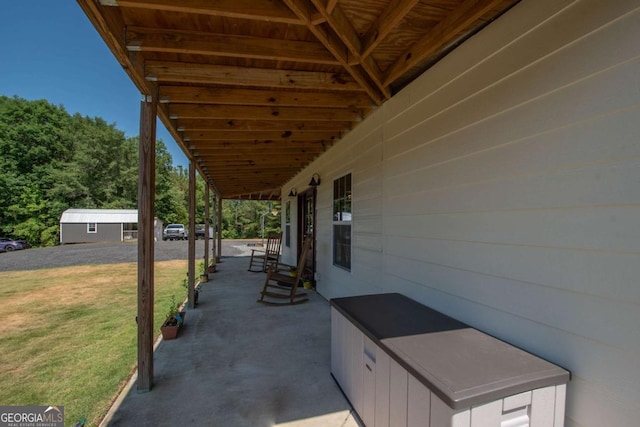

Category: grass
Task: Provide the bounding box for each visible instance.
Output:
[0,260,188,426]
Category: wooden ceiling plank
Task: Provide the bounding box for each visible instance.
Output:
[175,118,353,132]
[199,160,312,167]
[105,0,301,25]
[196,153,325,160]
[169,104,361,122]
[360,0,421,60]
[159,85,374,108]
[196,153,327,162]
[146,61,364,92]
[126,26,337,65]
[184,130,341,141]
[192,144,329,152]
[383,0,505,86]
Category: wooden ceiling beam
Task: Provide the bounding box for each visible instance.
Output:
[184,130,340,141]
[190,140,329,149]
[197,160,314,169]
[146,61,363,92]
[198,156,326,164]
[360,0,421,59]
[308,0,389,98]
[99,0,301,25]
[196,153,325,161]
[159,85,374,108]
[175,118,353,132]
[383,0,504,86]
[190,143,333,152]
[126,26,337,65]
[199,158,312,166]
[169,104,361,122]
[282,0,387,105]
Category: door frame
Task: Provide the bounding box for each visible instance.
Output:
[297,187,316,286]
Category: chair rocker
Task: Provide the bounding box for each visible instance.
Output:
[258,237,312,305]
[248,231,282,272]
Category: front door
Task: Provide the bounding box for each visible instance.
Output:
[297,188,316,286]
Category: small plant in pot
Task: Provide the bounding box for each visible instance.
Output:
[183,276,199,307]
[199,260,208,283]
[207,257,217,274]
[160,295,184,340]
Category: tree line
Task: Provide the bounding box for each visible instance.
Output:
[0,96,279,247]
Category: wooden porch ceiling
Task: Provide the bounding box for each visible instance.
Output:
[78,0,519,200]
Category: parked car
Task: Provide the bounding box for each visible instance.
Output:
[0,237,31,252]
[194,224,213,239]
[162,224,187,241]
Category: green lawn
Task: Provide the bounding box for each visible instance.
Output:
[0,260,188,426]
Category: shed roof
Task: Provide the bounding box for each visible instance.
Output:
[60,209,138,224]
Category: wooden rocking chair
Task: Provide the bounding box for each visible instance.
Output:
[248,231,282,272]
[258,237,312,305]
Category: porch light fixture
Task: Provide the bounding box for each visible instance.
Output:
[309,173,321,187]
[288,188,297,197]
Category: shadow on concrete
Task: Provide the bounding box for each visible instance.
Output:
[102,255,360,427]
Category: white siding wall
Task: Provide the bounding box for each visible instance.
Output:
[283,0,640,425]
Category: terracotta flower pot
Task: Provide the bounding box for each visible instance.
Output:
[160,321,179,340]
[161,312,185,340]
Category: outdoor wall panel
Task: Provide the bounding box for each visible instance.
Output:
[289,0,640,425]
[385,206,640,253]
[61,223,123,243]
[385,235,639,304]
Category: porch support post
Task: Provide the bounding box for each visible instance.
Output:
[137,93,156,392]
[187,161,196,309]
[217,196,222,262]
[211,192,217,261]
[204,184,210,272]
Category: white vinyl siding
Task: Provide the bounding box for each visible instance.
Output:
[292,0,640,426]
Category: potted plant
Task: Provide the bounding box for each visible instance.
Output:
[183,276,200,307]
[199,260,208,283]
[207,258,217,274]
[160,295,184,340]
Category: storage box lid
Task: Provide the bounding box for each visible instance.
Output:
[331,293,570,409]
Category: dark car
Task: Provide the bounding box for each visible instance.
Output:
[0,237,31,252]
[195,224,206,240]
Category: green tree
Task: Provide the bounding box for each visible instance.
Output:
[0,95,282,246]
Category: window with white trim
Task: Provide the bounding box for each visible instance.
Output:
[285,200,291,247]
[87,223,97,233]
[333,173,351,270]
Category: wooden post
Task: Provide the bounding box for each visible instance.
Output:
[217,196,223,262]
[188,161,196,309]
[137,93,156,392]
[204,184,210,273]
[211,191,218,261]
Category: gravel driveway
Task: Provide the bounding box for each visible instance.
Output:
[0,239,259,272]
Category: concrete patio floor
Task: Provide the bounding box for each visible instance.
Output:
[101,254,361,427]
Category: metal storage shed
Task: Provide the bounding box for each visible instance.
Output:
[59,209,140,244]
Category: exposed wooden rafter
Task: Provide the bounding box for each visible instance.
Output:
[126,26,338,65]
[81,0,520,200]
[98,0,301,24]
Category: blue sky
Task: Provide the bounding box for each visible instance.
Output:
[0,2,188,167]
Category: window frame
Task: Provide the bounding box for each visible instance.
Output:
[285,200,291,247]
[87,223,97,234]
[332,173,352,271]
